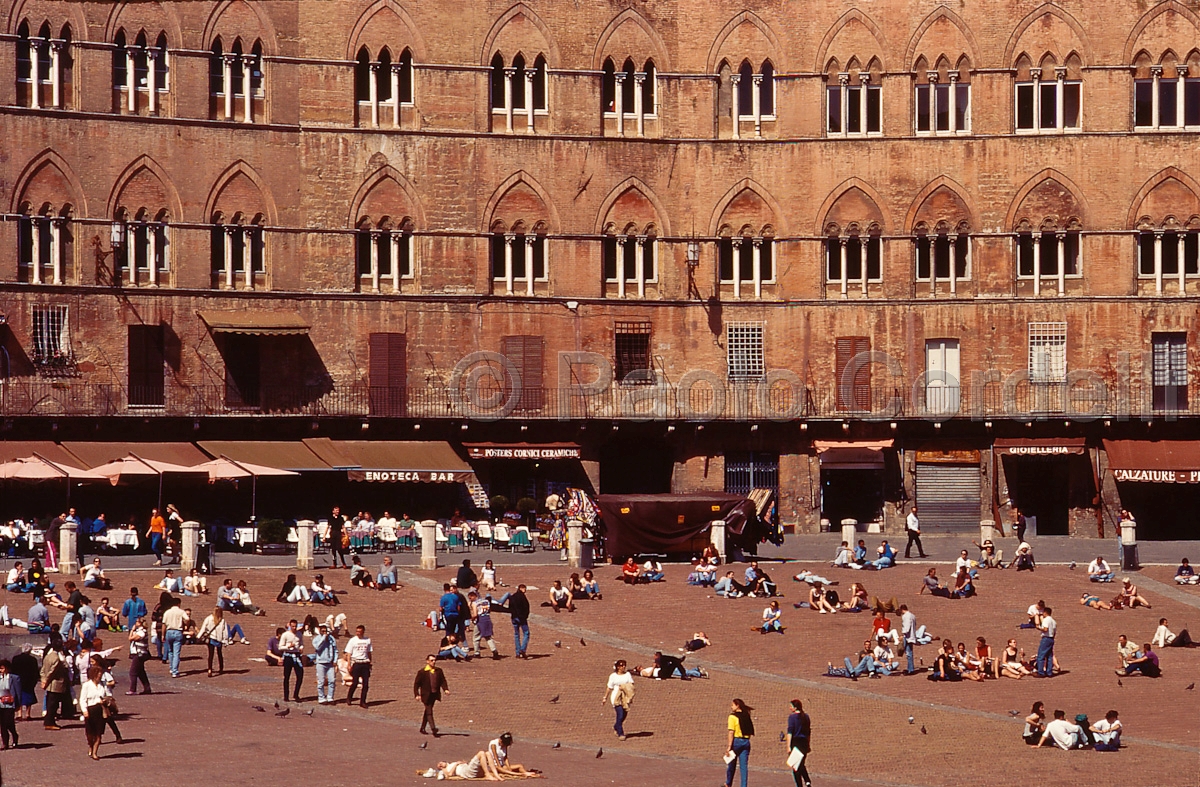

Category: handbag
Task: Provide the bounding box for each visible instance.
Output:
[341,532,351,549]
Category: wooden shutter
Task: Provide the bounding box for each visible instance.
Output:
[501,335,544,412]
[835,336,871,411]
[128,325,164,407]
[369,332,407,416]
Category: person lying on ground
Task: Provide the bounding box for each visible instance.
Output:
[1152,617,1195,648]
[1081,592,1113,610]
[1116,643,1161,677]
[1038,709,1084,749]
[1175,558,1197,585]
[426,751,503,781]
[793,569,835,586]
[1119,578,1151,609]
[870,595,900,614]
[1088,557,1115,583]
[632,663,706,679]
[653,651,704,680]
[714,572,747,598]
[682,631,711,652]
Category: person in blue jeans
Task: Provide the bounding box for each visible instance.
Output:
[311,622,339,704]
[1035,607,1056,677]
[725,698,754,787]
[161,601,187,677]
[496,585,531,659]
[439,583,464,640]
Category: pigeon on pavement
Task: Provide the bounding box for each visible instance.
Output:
[595,747,603,758]
[580,638,587,647]
[275,708,290,718]
[1186,683,1195,691]
[920,725,927,735]
[252,706,266,713]
[420,742,427,749]
[552,742,561,749]
[549,695,560,703]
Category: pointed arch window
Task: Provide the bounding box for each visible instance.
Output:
[113,29,168,114]
[16,20,70,109]
[915,62,970,134]
[354,46,414,128]
[490,222,548,296]
[602,57,657,135]
[914,225,971,293]
[1137,225,1200,294]
[602,226,657,298]
[356,217,414,292]
[112,208,170,286]
[1134,58,1200,130]
[725,59,775,138]
[827,65,881,137]
[1016,224,1081,295]
[825,229,883,295]
[1016,58,1081,132]
[210,37,263,122]
[718,228,775,299]
[490,52,548,132]
[16,203,72,285]
[210,213,266,289]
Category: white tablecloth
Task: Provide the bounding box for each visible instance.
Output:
[226,526,258,547]
[98,530,139,548]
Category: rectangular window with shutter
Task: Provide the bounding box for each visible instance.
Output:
[835,336,871,411]
[1028,323,1066,382]
[726,322,764,381]
[615,321,652,385]
[501,335,544,412]
[1152,332,1188,412]
[128,324,165,407]
[369,332,407,416]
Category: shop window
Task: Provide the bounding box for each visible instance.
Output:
[614,321,653,385]
[368,332,407,416]
[726,322,764,382]
[1152,332,1188,412]
[500,334,544,412]
[128,323,165,407]
[835,336,871,411]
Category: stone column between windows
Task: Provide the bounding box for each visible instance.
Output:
[838,73,849,137]
[859,74,870,134]
[126,46,136,112]
[223,227,235,289]
[1178,231,1187,293]
[616,236,626,298]
[390,233,402,292]
[948,73,958,133]
[524,235,535,296]
[1032,232,1041,296]
[1031,71,1040,133]
[751,73,763,137]
[241,227,253,290]
[390,64,401,128]
[1154,230,1163,295]
[524,70,535,132]
[614,72,626,136]
[1056,232,1065,295]
[636,236,647,298]
[929,236,937,296]
[503,68,514,133]
[147,49,158,114]
[732,239,742,299]
[49,41,61,108]
[1178,72,1187,130]
[839,237,848,297]
[29,218,44,284]
[125,223,136,285]
[369,230,380,292]
[148,223,158,287]
[369,62,379,128]
[30,41,43,109]
[1150,65,1163,131]
[730,73,740,139]
[752,237,763,299]
[222,54,235,120]
[858,236,867,296]
[50,218,63,285]
[926,71,939,134]
[503,233,514,294]
[242,55,254,123]
[633,73,645,137]
[1055,68,1066,130]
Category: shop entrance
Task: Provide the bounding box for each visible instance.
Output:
[821,469,884,527]
[1114,483,1200,540]
[1003,456,1070,536]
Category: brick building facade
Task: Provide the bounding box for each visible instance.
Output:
[2,0,1200,539]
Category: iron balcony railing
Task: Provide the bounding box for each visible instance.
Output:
[0,378,1196,421]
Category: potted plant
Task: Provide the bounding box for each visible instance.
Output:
[256,518,291,555]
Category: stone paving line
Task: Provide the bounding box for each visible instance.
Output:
[394,569,1199,756]
[1133,574,1200,611]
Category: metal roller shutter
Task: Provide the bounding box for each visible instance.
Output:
[915,464,980,532]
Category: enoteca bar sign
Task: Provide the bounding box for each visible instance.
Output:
[1112,469,1200,484]
[348,470,474,483]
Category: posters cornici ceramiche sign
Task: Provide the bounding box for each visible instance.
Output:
[467,446,582,460]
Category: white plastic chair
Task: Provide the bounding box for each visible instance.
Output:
[378,524,398,551]
[476,522,492,548]
[435,523,450,551]
[492,523,511,550]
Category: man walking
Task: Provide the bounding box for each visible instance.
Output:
[162,599,187,678]
[1035,606,1056,677]
[900,604,917,674]
[312,622,338,704]
[498,584,531,659]
[329,506,348,569]
[1014,506,1028,544]
[905,506,927,559]
[414,653,449,736]
[345,625,373,707]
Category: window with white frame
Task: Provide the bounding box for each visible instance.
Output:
[1028,322,1067,383]
[16,20,72,109]
[490,224,547,295]
[1134,63,1200,129]
[602,230,656,297]
[356,217,414,292]
[915,68,970,134]
[1138,227,1199,293]
[209,37,263,122]
[30,304,73,371]
[726,322,764,381]
[825,231,882,294]
[601,57,656,135]
[1015,68,1080,132]
[718,233,774,298]
[915,228,971,287]
[1152,332,1189,412]
[112,208,170,286]
[209,213,265,289]
[16,204,72,285]
[354,46,413,128]
[1017,227,1080,294]
[827,69,881,136]
[112,29,168,114]
[490,52,548,132]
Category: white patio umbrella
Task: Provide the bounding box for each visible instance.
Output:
[89,453,205,510]
[0,454,107,504]
[192,455,298,518]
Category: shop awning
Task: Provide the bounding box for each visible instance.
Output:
[596,493,758,558]
[994,438,1087,456]
[197,441,333,472]
[61,442,209,469]
[304,439,474,483]
[465,442,582,460]
[814,440,893,469]
[1103,439,1200,483]
[0,442,86,468]
[197,310,310,335]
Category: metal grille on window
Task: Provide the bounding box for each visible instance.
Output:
[1028,322,1067,382]
[31,304,74,374]
[1152,332,1188,411]
[726,322,764,381]
[724,452,779,499]
[614,321,653,385]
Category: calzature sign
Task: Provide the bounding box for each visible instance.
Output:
[1112,469,1200,484]
[348,470,473,483]
[468,446,581,460]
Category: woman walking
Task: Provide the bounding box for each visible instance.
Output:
[603,660,634,741]
[79,665,111,760]
[0,659,21,749]
[724,698,754,787]
[786,699,811,787]
[126,617,152,694]
[196,606,230,677]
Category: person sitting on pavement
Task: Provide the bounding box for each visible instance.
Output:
[1038,709,1084,749]
[953,642,985,681]
[919,568,951,598]
[154,570,184,595]
[348,556,376,589]
[581,570,601,599]
[873,636,899,674]
[233,580,266,616]
[621,557,641,585]
[1090,710,1123,752]
[999,639,1033,679]
[437,633,470,662]
[952,567,976,598]
[955,550,979,579]
[1013,542,1036,571]
[870,610,900,647]
[806,583,837,614]
[1152,617,1195,648]
[682,632,711,652]
[1116,643,1161,678]
[376,556,401,592]
[687,559,717,586]
[744,561,777,597]
[275,574,311,605]
[640,559,665,583]
[970,538,1004,569]
[182,568,207,596]
[568,573,587,599]
[1088,556,1115,583]
[1119,578,1151,609]
[928,640,962,681]
[1116,634,1139,671]
[83,558,111,590]
[832,541,862,569]
[4,563,32,593]
[309,575,339,606]
[1174,557,1198,585]
[546,580,574,613]
[1080,592,1113,610]
[842,638,885,679]
[96,598,121,632]
[841,582,869,612]
[1022,702,1046,745]
[867,540,895,570]
[758,600,784,634]
[1020,600,1047,628]
[714,571,747,598]
[852,539,869,567]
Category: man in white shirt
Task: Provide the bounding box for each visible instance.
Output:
[954,550,977,579]
[1035,607,1056,677]
[1089,710,1122,751]
[279,619,305,703]
[900,604,917,674]
[904,506,926,559]
[5,563,30,593]
[1115,634,1139,669]
[1038,709,1082,749]
[83,558,111,590]
[344,624,373,707]
[1087,556,1114,582]
[162,603,188,678]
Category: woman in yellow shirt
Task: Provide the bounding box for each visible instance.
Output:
[724,698,755,787]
